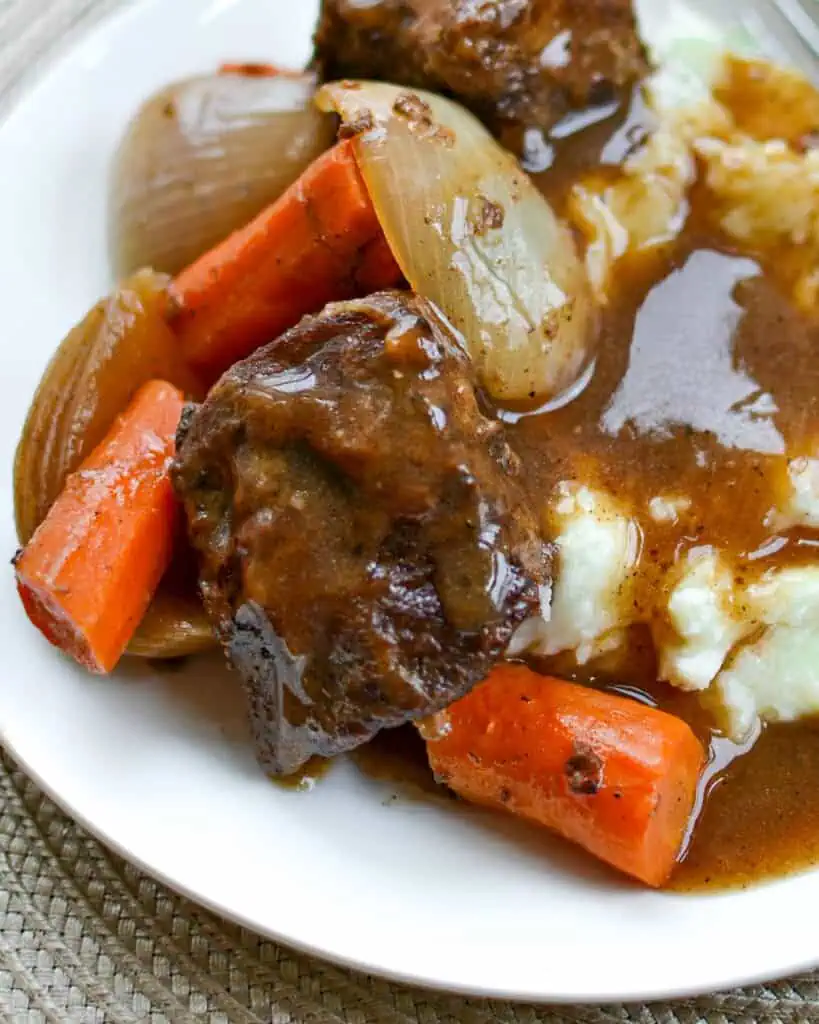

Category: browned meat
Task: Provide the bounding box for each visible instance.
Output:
[172,291,550,775]
[313,0,649,134]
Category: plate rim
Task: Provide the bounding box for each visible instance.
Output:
[2,0,819,1005]
[7,726,819,1006]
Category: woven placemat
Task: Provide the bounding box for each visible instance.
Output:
[2,2,819,1021]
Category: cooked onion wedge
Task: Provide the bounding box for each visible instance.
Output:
[128,579,214,658]
[110,71,336,276]
[318,81,596,403]
[13,270,200,544]
[14,270,215,658]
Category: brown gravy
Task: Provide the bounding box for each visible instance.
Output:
[353,668,819,891]
[673,722,819,890]
[527,80,819,889]
[350,76,819,891]
[535,647,819,890]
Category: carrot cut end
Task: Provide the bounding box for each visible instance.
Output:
[219,62,289,77]
[427,665,706,888]
[14,379,185,676]
[16,576,106,674]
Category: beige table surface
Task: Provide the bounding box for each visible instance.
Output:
[3,2,819,1021]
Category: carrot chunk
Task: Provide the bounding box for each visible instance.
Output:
[219,62,284,77]
[426,664,705,887]
[169,138,402,382]
[15,380,185,674]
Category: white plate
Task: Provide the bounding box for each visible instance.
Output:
[1,0,819,1004]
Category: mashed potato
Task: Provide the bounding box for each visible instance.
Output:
[568,56,819,311]
[707,568,819,738]
[540,484,640,663]
[659,548,748,692]
[714,628,819,739]
[514,51,819,743]
[569,95,725,297]
[511,476,819,741]
[569,104,716,299]
[511,484,640,664]
[770,457,819,530]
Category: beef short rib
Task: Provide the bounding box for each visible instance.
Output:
[173,292,550,774]
[314,0,648,136]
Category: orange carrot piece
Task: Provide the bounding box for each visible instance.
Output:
[15,380,185,674]
[169,138,402,382]
[426,664,705,887]
[354,232,405,293]
[219,62,287,77]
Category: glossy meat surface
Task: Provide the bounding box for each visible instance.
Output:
[172,292,550,774]
[313,0,648,133]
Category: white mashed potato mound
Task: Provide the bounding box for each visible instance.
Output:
[568,56,819,308]
[648,494,692,523]
[569,105,713,299]
[769,457,819,530]
[659,548,748,692]
[568,96,727,297]
[641,556,819,735]
[508,479,819,740]
[702,567,819,738]
[714,628,819,740]
[747,567,819,628]
[696,136,819,247]
[512,484,640,663]
[519,49,819,739]
[695,135,819,307]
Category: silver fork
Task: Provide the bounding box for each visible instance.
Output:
[742,0,819,78]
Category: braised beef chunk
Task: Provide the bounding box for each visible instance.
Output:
[313,0,648,134]
[173,292,550,775]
